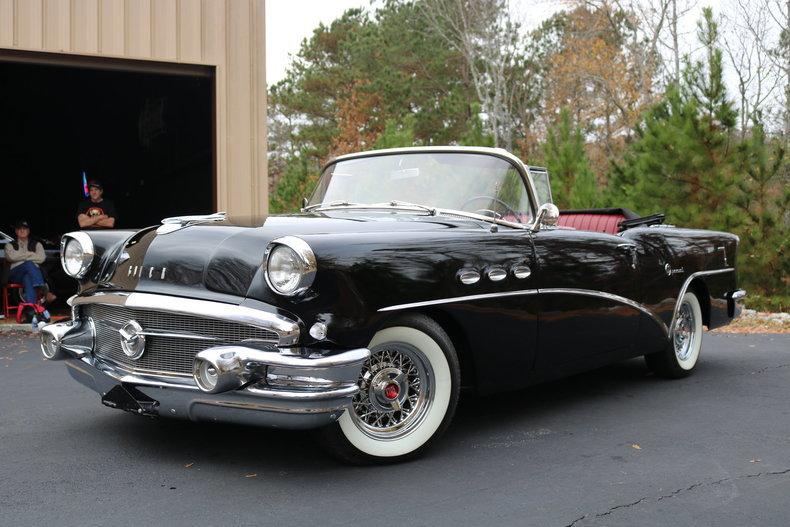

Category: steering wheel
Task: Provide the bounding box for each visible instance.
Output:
[460,195,521,221]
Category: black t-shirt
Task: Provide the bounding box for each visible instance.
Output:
[77,199,118,228]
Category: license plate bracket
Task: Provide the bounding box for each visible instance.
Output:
[101,384,160,416]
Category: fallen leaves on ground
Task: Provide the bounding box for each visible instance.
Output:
[713,314,789,334]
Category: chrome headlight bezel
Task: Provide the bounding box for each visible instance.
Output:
[264,236,317,296]
[60,231,95,279]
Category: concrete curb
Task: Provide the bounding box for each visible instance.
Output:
[0,322,39,333]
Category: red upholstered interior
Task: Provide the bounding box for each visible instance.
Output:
[557,213,626,234]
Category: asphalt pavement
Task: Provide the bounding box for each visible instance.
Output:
[1,331,788,526]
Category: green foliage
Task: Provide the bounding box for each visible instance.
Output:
[374,115,418,150]
[269,1,479,212]
[269,153,317,214]
[542,108,600,209]
[733,119,789,301]
[610,9,740,229]
[459,104,495,147]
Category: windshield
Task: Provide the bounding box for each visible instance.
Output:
[309,152,534,224]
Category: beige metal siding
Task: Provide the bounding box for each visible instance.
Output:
[0,0,268,216]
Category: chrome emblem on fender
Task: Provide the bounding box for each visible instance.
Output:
[119,320,146,360]
[665,263,685,276]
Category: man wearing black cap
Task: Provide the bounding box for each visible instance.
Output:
[77,180,117,229]
[6,220,47,305]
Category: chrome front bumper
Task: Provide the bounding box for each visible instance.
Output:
[41,319,369,430]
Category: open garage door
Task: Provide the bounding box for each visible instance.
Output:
[0,54,214,241]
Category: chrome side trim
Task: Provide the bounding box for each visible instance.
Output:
[71,292,300,346]
[378,289,540,312]
[377,287,668,336]
[670,268,736,336]
[539,288,668,336]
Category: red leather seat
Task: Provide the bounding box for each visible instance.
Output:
[557,212,627,234]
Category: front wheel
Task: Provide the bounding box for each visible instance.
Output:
[645,291,704,378]
[316,314,460,464]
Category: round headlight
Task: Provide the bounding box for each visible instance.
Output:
[265,237,317,296]
[60,232,95,278]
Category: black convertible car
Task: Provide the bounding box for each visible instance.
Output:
[40,147,745,463]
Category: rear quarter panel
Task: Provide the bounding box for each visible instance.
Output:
[621,226,739,335]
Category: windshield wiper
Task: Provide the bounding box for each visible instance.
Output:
[372,200,437,216]
[302,200,360,212]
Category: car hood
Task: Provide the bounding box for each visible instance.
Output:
[93,211,481,300]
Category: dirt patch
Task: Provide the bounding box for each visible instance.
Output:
[713,311,790,334]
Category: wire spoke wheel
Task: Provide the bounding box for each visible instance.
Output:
[350,342,433,440]
[673,301,696,361]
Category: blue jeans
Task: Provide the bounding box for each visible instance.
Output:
[8,261,45,304]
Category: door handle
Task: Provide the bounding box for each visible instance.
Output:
[617,244,638,269]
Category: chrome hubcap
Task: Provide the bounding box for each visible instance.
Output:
[351,343,433,439]
[673,302,696,361]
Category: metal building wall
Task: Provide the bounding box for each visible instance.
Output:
[0,0,268,216]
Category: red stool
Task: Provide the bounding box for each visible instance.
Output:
[2,283,24,319]
[16,301,46,323]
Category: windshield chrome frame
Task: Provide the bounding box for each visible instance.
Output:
[312,147,540,230]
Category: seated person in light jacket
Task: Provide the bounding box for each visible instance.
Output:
[6,219,47,305]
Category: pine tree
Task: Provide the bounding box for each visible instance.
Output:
[542,108,600,209]
[609,8,739,227]
[734,118,789,310]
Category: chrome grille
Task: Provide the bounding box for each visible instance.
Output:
[83,304,279,376]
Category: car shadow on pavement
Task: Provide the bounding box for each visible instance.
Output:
[82,356,697,472]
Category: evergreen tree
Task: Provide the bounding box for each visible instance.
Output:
[542,108,600,209]
[374,115,418,150]
[610,8,739,227]
[734,118,789,309]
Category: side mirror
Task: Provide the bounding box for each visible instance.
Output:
[531,203,560,232]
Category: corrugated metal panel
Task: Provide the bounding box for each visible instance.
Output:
[177,0,201,62]
[16,0,43,49]
[72,0,99,54]
[124,0,150,57]
[43,0,70,51]
[0,0,269,216]
[99,0,125,55]
[151,0,176,60]
[0,0,13,47]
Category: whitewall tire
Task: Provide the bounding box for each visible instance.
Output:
[316,314,460,464]
[645,292,704,378]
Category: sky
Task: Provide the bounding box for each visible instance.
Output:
[265,0,367,86]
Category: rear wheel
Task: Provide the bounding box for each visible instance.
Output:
[316,314,460,464]
[645,292,703,378]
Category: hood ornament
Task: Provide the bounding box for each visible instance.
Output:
[157,212,227,234]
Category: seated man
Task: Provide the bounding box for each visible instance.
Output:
[6,220,47,306]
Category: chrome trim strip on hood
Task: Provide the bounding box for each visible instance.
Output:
[70,292,300,346]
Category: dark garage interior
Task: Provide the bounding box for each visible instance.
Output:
[0,59,214,242]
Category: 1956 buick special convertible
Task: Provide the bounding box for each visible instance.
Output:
[41,147,745,463]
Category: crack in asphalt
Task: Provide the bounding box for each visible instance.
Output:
[748,363,790,375]
[565,468,790,526]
